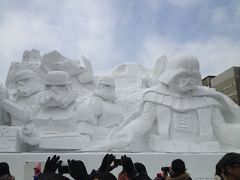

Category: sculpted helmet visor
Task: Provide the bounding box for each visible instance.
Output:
[14,70,36,84]
[159,55,202,86]
[44,71,70,86]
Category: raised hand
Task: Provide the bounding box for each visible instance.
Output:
[67,160,91,180]
[43,155,62,174]
[121,155,139,178]
[98,153,115,174]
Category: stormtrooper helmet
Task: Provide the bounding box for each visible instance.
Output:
[15,70,36,84]
[45,71,70,86]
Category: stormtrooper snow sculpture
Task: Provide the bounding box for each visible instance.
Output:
[19,71,93,150]
[1,70,42,126]
[77,77,124,147]
[13,70,42,106]
[12,70,41,126]
[107,55,240,152]
[90,76,123,128]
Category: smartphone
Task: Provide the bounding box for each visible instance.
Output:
[58,165,69,175]
[114,159,122,166]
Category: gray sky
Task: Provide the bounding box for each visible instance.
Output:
[0,0,240,82]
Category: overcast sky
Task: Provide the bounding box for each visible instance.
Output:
[0,0,240,82]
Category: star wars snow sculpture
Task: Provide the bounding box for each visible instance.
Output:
[40,51,95,92]
[5,50,95,95]
[0,85,18,152]
[19,71,94,150]
[22,49,41,62]
[105,55,240,152]
[90,76,123,128]
[77,77,123,147]
[11,70,42,126]
[111,55,167,89]
[0,70,42,126]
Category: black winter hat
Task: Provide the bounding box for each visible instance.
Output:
[218,152,240,168]
[171,159,186,176]
[0,162,11,177]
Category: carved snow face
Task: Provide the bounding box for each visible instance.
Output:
[43,84,76,108]
[16,78,40,97]
[169,72,201,93]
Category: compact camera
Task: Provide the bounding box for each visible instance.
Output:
[114,159,122,166]
[161,166,170,173]
[58,165,70,175]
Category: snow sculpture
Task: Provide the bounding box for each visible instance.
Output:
[90,76,123,127]
[77,76,124,147]
[22,49,41,62]
[111,63,150,89]
[0,126,18,152]
[2,50,240,153]
[9,70,42,126]
[19,71,94,150]
[5,50,95,95]
[0,84,11,126]
[40,51,95,92]
[104,55,240,152]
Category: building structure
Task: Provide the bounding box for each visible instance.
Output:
[202,76,215,87]
[210,67,240,105]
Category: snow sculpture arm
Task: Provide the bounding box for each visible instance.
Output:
[112,102,157,142]
[212,107,240,147]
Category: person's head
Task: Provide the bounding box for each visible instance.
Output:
[218,152,240,180]
[34,163,41,175]
[134,162,147,174]
[216,161,223,176]
[0,162,10,177]
[14,70,41,97]
[170,159,186,177]
[94,76,116,102]
[159,55,202,93]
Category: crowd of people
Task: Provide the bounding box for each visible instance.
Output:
[1,152,240,180]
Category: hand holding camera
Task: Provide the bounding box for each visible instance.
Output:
[43,155,62,174]
[98,153,116,174]
[67,160,91,180]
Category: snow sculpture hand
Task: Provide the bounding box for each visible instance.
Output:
[21,123,34,135]
[109,129,134,149]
